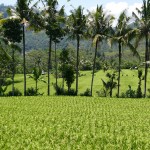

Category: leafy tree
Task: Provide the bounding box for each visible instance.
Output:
[68,6,87,95]
[2,18,22,96]
[88,5,114,96]
[39,0,65,95]
[0,13,11,96]
[63,65,75,93]
[133,0,150,97]
[7,0,38,95]
[59,48,71,89]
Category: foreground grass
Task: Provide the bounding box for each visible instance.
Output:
[0,96,150,149]
[6,69,150,96]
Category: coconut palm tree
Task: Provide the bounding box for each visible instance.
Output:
[39,0,66,95]
[109,10,139,97]
[7,0,36,96]
[0,14,12,95]
[132,0,150,97]
[68,6,87,95]
[2,18,22,96]
[52,6,66,90]
[88,5,114,96]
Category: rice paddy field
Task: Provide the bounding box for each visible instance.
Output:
[0,96,150,149]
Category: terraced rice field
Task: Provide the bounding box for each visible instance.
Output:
[0,96,150,149]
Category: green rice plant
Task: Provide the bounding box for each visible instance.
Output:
[0,97,150,149]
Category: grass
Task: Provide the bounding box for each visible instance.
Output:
[0,96,150,149]
[5,69,150,96]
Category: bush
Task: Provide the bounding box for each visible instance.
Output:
[96,89,107,97]
[26,87,43,96]
[54,85,65,95]
[120,85,136,98]
[6,88,22,96]
[136,70,143,98]
[80,88,91,96]
[54,84,76,96]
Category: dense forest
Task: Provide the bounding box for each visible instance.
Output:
[0,0,149,97]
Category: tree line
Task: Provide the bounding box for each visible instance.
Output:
[0,0,150,97]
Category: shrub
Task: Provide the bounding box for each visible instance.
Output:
[96,89,107,97]
[54,85,65,95]
[6,88,22,96]
[120,85,136,98]
[54,84,76,96]
[80,88,91,96]
[26,87,43,96]
[136,70,143,98]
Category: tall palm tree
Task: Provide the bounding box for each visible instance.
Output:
[7,0,35,96]
[109,10,139,97]
[132,0,150,97]
[40,0,65,95]
[68,6,87,95]
[2,18,22,96]
[88,5,114,96]
[0,14,12,95]
[52,6,66,90]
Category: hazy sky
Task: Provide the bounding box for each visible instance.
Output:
[0,0,142,24]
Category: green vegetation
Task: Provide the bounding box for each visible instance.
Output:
[4,69,150,97]
[0,1,150,97]
[0,96,150,149]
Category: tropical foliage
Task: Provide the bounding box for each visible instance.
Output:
[0,0,150,97]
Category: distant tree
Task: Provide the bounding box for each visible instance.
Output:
[63,65,75,93]
[59,48,70,89]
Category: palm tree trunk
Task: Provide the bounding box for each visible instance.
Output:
[48,36,52,96]
[12,49,15,96]
[76,35,80,95]
[23,24,26,96]
[91,40,98,96]
[117,42,121,98]
[144,34,149,97]
[55,42,58,89]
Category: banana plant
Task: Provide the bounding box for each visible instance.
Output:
[28,66,46,93]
